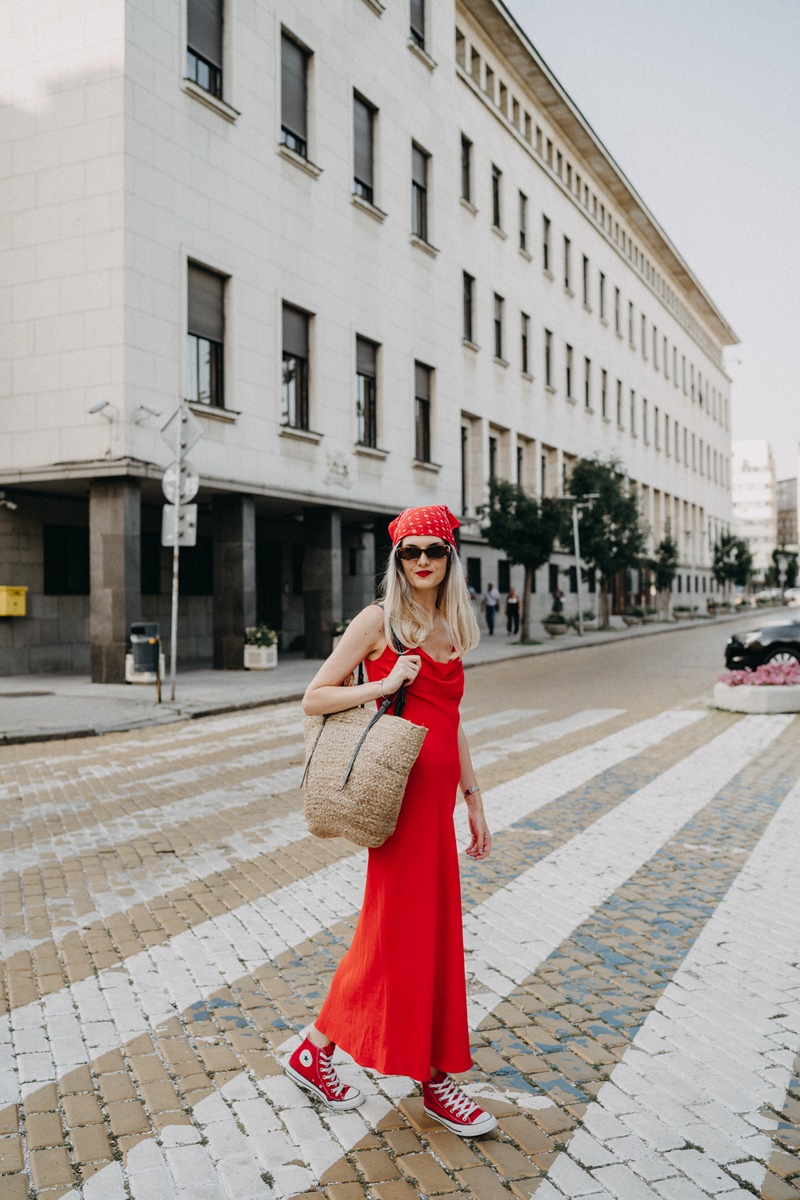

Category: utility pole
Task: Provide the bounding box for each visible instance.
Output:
[169,405,184,702]
[561,494,600,635]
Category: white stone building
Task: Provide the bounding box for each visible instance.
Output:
[731,441,777,581]
[0,0,737,677]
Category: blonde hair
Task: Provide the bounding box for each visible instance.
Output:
[379,542,480,658]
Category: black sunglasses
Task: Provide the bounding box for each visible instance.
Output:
[396,543,451,562]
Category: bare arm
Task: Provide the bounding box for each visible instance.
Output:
[457,722,491,860]
[302,606,421,716]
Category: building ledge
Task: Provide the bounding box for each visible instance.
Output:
[410,233,439,257]
[182,79,240,122]
[584,406,595,415]
[360,0,385,12]
[543,267,554,282]
[583,303,593,314]
[462,338,480,352]
[564,286,575,299]
[354,443,389,460]
[519,247,532,262]
[521,371,534,382]
[493,356,509,369]
[188,402,239,423]
[616,330,624,339]
[600,317,609,328]
[279,424,323,444]
[352,193,387,221]
[412,458,441,473]
[407,39,437,71]
[566,395,577,405]
[460,197,478,215]
[277,143,323,178]
[545,384,556,395]
[491,224,507,241]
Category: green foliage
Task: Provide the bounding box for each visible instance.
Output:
[562,457,646,583]
[480,479,561,641]
[244,624,278,647]
[649,528,679,592]
[771,546,798,589]
[712,533,753,589]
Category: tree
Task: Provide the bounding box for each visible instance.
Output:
[563,457,646,629]
[480,479,561,641]
[712,532,753,599]
[648,523,679,620]
[770,545,798,591]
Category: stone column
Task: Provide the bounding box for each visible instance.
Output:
[304,507,342,659]
[90,478,141,683]
[213,494,256,669]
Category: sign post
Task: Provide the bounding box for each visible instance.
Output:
[160,404,202,701]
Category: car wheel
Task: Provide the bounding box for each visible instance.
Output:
[765,648,800,666]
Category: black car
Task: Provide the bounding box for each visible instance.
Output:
[725,617,800,670]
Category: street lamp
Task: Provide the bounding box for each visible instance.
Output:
[560,493,600,635]
[776,552,789,596]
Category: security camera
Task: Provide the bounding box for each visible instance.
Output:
[133,403,163,423]
[87,399,110,414]
[0,492,17,511]
[139,403,162,418]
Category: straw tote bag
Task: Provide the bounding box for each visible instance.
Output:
[301,631,427,848]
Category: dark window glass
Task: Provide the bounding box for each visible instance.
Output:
[488,435,497,479]
[521,312,529,374]
[463,272,474,342]
[461,135,472,202]
[544,329,552,386]
[141,532,162,595]
[353,94,374,203]
[498,560,510,593]
[282,302,310,429]
[584,357,591,408]
[582,254,589,304]
[411,143,428,239]
[516,444,523,485]
[414,361,432,462]
[410,0,425,48]
[548,563,559,594]
[292,543,304,596]
[466,557,482,594]
[566,344,573,396]
[281,33,308,157]
[564,236,571,289]
[460,425,468,512]
[356,335,378,447]
[569,565,578,593]
[491,164,501,228]
[519,190,527,250]
[180,536,213,595]
[494,294,503,359]
[43,525,89,595]
[542,214,550,270]
[588,571,596,594]
[187,263,225,408]
[187,0,222,97]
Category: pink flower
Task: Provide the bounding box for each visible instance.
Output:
[718,662,800,687]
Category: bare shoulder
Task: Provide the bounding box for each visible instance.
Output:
[349,604,384,634]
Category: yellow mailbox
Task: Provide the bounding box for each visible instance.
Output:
[0,586,28,617]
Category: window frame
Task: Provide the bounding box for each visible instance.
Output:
[460,133,472,203]
[355,335,379,448]
[280,31,310,158]
[411,141,430,241]
[462,271,475,343]
[414,360,433,463]
[353,91,376,204]
[281,301,311,430]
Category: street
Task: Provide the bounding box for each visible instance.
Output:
[1,619,799,1200]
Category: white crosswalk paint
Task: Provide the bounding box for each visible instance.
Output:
[461,708,545,736]
[539,768,800,1196]
[462,715,793,1026]
[471,708,623,768]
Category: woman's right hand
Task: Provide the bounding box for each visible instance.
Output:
[381,654,422,696]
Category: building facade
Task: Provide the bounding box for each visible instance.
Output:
[0,0,737,678]
[732,441,777,580]
[776,476,798,555]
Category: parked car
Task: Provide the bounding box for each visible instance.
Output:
[785,587,800,604]
[725,617,800,670]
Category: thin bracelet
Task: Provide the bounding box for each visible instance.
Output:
[379,677,387,698]
[462,784,481,798]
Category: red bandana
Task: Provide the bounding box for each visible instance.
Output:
[388,505,460,547]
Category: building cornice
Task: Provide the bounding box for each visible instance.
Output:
[459,0,739,348]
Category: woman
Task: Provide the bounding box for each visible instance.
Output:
[287,505,496,1137]
[505,586,520,636]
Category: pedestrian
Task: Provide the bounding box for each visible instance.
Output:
[289,504,497,1138]
[505,585,520,636]
[481,580,501,635]
[551,583,564,614]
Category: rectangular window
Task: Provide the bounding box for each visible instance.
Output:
[665,413,670,455]
[628,300,634,345]
[682,355,687,393]
[652,324,658,367]
[654,405,660,449]
[44,525,90,595]
[491,163,502,229]
[614,286,621,334]
[616,379,623,426]
[544,329,553,386]
[630,389,636,435]
[355,335,378,447]
[565,344,573,397]
[488,435,497,479]
[516,444,524,485]
[499,81,508,114]
[563,236,571,290]
[601,368,607,418]
[663,335,668,377]
[498,559,510,592]
[187,262,225,408]
[353,93,375,203]
[462,271,474,342]
[542,215,550,271]
[673,345,678,385]
[460,134,472,203]
[521,312,529,374]
[518,190,527,251]
[642,397,648,442]
[281,302,310,429]
[409,0,425,49]
[280,32,309,157]
[582,255,589,305]
[493,293,504,360]
[584,357,591,408]
[641,313,647,357]
[467,556,482,594]
[187,0,223,97]
[414,361,432,462]
[599,272,605,320]
[411,142,429,240]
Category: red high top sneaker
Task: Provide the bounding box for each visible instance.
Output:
[286,1037,363,1110]
[423,1072,497,1137]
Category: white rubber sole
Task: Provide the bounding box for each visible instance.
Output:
[285,1063,364,1110]
[423,1103,498,1137]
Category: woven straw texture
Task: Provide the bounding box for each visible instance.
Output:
[303,708,427,848]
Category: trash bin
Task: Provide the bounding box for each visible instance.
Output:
[130,623,160,673]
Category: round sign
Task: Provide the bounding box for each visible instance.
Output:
[162,460,199,505]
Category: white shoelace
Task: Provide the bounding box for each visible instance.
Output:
[319,1052,347,1097]
[428,1076,478,1120]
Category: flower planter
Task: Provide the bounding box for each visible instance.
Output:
[582,620,598,632]
[673,611,695,621]
[622,616,643,627]
[543,623,569,637]
[244,644,277,670]
[712,682,800,714]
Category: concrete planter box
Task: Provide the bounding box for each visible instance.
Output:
[244,644,278,670]
[622,616,643,627]
[543,623,569,636]
[673,611,696,621]
[713,682,800,714]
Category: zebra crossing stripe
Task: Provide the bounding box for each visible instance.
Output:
[470,708,623,769]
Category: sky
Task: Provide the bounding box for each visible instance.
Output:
[503,0,800,482]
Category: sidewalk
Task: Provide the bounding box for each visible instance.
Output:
[0,610,751,744]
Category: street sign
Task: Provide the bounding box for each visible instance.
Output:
[161,503,198,547]
[161,405,203,456]
[162,460,199,505]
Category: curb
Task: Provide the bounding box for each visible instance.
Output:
[0,610,754,746]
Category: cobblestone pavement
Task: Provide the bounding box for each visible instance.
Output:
[1,626,798,1200]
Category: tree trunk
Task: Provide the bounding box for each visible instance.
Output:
[600,579,611,630]
[521,563,533,641]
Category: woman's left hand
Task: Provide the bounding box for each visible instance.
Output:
[465,807,491,860]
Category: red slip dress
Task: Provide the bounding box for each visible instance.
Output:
[316,641,472,1081]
